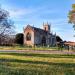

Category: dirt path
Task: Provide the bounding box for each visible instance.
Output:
[0,50,75,54]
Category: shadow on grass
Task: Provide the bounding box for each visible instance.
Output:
[0,58,75,67]
[0,53,75,58]
[0,58,75,75]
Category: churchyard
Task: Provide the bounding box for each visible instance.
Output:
[0,2,75,75]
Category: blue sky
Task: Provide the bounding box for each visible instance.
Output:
[0,0,75,41]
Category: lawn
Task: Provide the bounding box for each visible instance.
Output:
[0,45,60,50]
[0,53,75,75]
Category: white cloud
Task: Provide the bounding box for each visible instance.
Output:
[1,4,35,19]
[7,8,34,18]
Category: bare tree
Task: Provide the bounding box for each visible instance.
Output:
[0,7,15,45]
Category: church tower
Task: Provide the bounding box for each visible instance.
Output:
[43,22,51,32]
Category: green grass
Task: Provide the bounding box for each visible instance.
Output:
[0,53,75,75]
[0,53,75,58]
[0,45,60,50]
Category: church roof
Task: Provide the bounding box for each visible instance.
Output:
[32,27,48,34]
[27,25,51,35]
[24,25,54,35]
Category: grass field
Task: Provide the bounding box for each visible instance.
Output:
[0,45,61,50]
[0,53,75,75]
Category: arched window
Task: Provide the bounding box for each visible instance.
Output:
[26,32,31,41]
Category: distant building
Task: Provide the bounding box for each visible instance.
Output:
[23,23,56,46]
[64,41,75,50]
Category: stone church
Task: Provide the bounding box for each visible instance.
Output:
[23,23,56,46]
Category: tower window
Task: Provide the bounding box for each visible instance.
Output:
[26,32,31,41]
